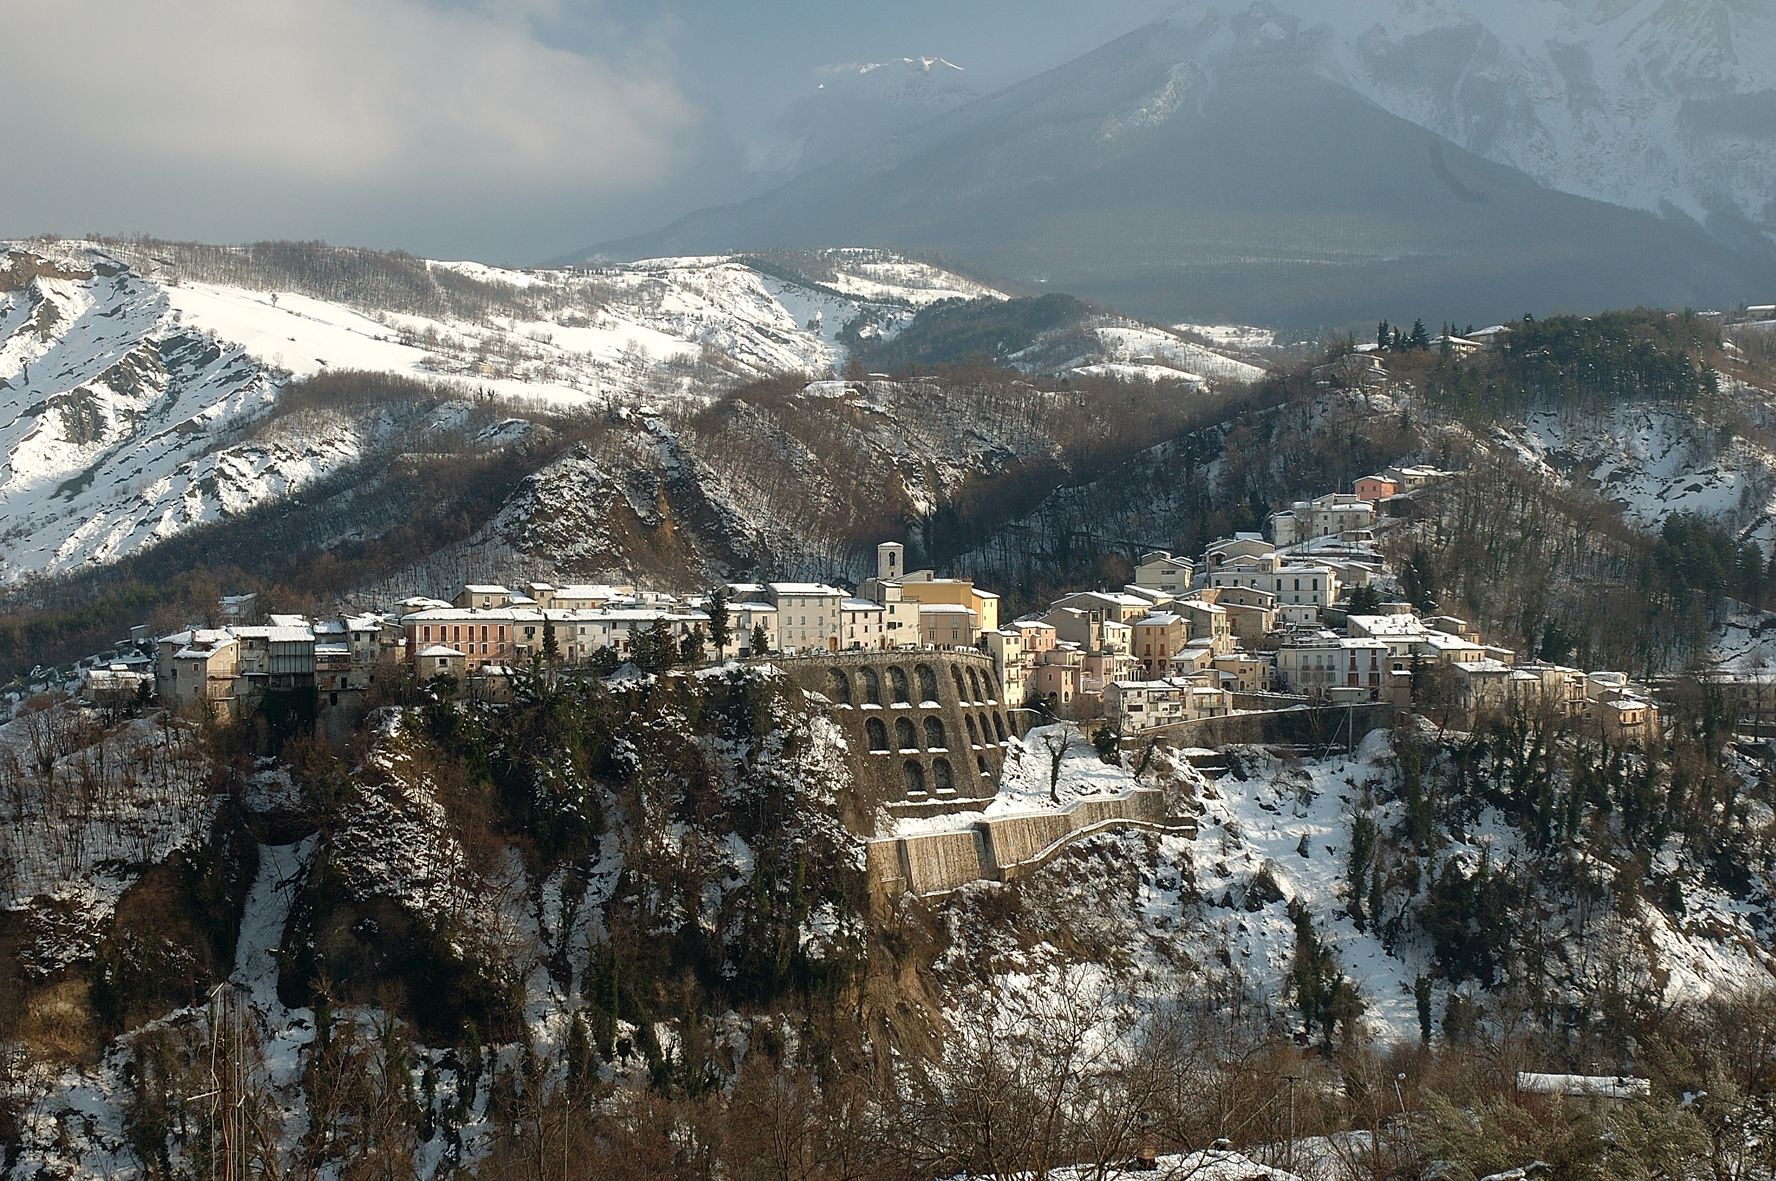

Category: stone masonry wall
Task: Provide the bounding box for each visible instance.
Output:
[866,788,1180,906]
[776,650,1021,812]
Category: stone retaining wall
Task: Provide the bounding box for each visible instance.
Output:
[866,788,1185,905]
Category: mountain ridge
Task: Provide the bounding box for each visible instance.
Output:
[579,6,1776,326]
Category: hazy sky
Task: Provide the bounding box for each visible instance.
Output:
[0,0,1174,264]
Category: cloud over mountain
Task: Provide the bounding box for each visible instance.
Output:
[1,0,696,257]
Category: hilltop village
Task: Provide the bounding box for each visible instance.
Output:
[81,462,1658,751]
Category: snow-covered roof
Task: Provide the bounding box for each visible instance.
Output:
[769,581,846,596]
[553,583,627,598]
[462,584,509,594]
[840,597,884,612]
[231,626,315,643]
[1348,614,1426,636]
[418,645,464,658]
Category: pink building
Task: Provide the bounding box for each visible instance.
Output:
[1354,475,1398,501]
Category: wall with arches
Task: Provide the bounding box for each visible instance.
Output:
[776,650,1023,816]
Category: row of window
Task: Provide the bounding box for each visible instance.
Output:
[419,624,509,644]
[864,711,1009,752]
[828,663,999,707]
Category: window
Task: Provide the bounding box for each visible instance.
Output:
[916,664,938,701]
[932,758,954,792]
[966,716,981,746]
[829,669,853,705]
[895,718,917,751]
[902,760,926,794]
[889,666,912,704]
[866,718,889,751]
[924,717,946,750]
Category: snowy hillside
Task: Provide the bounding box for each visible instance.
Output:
[1010,317,1269,387]
[1492,396,1776,548]
[937,728,1776,1049]
[1154,0,1776,245]
[0,241,999,585]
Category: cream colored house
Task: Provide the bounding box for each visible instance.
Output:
[915,603,979,648]
[840,597,887,650]
[768,582,848,653]
[155,630,240,713]
[1131,613,1188,677]
[1133,550,1195,596]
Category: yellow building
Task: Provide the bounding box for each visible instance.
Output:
[862,542,999,634]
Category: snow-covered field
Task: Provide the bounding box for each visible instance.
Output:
[1009,317,1270,388]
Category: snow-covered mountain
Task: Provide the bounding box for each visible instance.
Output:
[592,3,1776,326]
[0,241,1001,585]
[1155,0,1776,246]
[745,56,978,179]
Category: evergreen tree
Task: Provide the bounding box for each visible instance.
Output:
[1377,320,1391,351]
[750,622,770,656]
[1409,318,1432,350]
[679,628,706,665]
[1400,546,1440,612]
[541,618,559,664]
[707,588,731,656]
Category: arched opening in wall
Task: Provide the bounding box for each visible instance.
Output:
[977,755,990,778]
[866,717,889,752]
[968,668,985,702]
[991,713,1007,742]
[984,672,1001,702]
[889,666,911,705]
[924,716,947,750]
[916,663,938,703]
[895,717,918,751]
[965,715,981,747]
[828,668,852,706]
[861,667,882,705]
[932,758,954,792]
[952,666,969,701]
[903,759,926,794]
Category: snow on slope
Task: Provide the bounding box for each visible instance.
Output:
[1495,395,1776,547]
[1148,0,1776,242]
[0,241,1001,584]
[1009,316,1270,387]
[939,729,1776,1046]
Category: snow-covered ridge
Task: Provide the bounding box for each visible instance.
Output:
[746,53,980,178]
[0,241,1001,584]
[1147,0,1776,243]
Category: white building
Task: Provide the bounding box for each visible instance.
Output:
[1207,554,1341,619]
[768,582,848,653]
[1268,494,1377,547]
[1275,633,1389,698]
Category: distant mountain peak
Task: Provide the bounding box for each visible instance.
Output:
[746,54,979,178]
